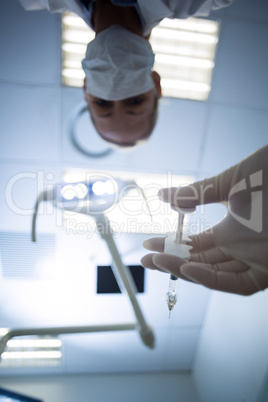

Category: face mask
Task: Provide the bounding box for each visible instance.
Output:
[82,25,155,101]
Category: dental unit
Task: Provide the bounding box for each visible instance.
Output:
[0,177,155,359]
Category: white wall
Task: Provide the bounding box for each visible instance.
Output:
[193,289,268,402]
[0,372,200,402]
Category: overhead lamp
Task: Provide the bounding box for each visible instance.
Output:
[6,339,62,348]
[1,351,62,360]
[0,330,62,367]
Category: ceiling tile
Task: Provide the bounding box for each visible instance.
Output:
[163,328,200,371]
[226,0,268,22]
[0,162,61,232]
[211,19,268,109]
[200,105,268,174]
[0,0,60,85]
[0,85,60,162]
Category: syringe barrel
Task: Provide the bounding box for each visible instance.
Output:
[168,278,178,295]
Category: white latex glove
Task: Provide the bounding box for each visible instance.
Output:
[141,146,268,295]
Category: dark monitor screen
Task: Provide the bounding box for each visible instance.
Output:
[0,387,43,402]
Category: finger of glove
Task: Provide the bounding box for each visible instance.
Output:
[140,253,168,273]
[142,237,165,252]
[188,231,216,253]
[158,177,223,209]
[190,247,232,265]
[158,146,268,210]
[152,253,196,283]
[180,260,259,295]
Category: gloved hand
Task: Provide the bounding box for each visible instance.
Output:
[141,145,268,295]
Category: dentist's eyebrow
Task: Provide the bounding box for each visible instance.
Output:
[97,111,144,117]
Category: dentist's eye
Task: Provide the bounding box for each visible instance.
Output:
[95,99,112,107]
[128,97,144,105]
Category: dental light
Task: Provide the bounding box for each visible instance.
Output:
[32,177,135,242]
[0,176,155,359]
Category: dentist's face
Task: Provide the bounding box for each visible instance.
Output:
[86,90,156,146]
[83,72,162,146]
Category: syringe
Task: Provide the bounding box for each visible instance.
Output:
[165,207,195,317]
[166,211,185,317]
[167,275,178,318]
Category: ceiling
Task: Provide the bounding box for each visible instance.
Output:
[0,0,267,382]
